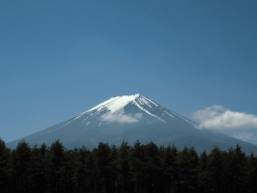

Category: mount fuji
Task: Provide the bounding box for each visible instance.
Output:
[9,94,257,153]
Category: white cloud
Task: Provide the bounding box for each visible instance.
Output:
[192,105,257,144]
[101,111,142,124]
[192,105,257,130]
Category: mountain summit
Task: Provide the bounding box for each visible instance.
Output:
[73,94,191,125]
[9,94,257,153]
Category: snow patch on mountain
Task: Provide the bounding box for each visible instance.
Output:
[132,100,166,122]
[164,111,175,118]
[89,94,140,113]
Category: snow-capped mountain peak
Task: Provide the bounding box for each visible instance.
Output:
[74,94,166,122]
[87,93,142,113]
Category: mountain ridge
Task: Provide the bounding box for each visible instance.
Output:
[8,94,257,153]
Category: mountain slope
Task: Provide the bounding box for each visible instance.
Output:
[8,94,257,153]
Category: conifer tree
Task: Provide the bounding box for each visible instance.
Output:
[0,139,10,193]
[12,141,31,193]
[0,137,256,193]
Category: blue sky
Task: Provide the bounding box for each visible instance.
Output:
[1,0,257,142]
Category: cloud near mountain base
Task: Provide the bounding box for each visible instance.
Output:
[192,105,257,130]
[192,105,257,144]
[101,111,142,124]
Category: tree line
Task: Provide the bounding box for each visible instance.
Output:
[0,139,256,193]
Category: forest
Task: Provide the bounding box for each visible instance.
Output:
[0,139,256,193]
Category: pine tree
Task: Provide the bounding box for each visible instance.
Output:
[223,146,247,193]
[198,151,208,193]
[130,141,145,193]
[117,142,131,193]
[0,139,10,193]
[163,145,178,193]
[96,143,114,193]
[48,141,66,193]
[176,147,199,193]
[11,141,31,193]
[247,153,257,193]
[205,147,225,193]
[28,145,48,193]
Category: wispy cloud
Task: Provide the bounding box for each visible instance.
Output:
[192,105,257,144]
[101,111,142,124]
